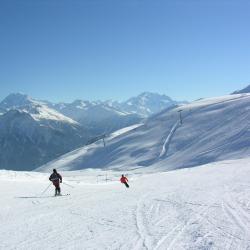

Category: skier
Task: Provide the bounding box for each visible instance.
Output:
[120,174,129,188]
[49,169,62,196]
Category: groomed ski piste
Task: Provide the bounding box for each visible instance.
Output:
[1,158,250,249]
[1,93,250,249]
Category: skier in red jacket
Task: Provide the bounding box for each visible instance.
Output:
[49,169,62,196]
[120,174,129,188]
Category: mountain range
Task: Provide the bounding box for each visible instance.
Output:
[37,92,250,172]
[0,92,181,170]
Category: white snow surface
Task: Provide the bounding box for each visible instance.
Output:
[179,93,250,110]
[37,93,250,172]
[1,158,250,249]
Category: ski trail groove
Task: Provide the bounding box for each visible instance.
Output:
[153,224,181,250]
[165,203,211,250]
[223,187,250,249]
[222,201,245,249]
[134,195,150,250]
[159,121,180,158]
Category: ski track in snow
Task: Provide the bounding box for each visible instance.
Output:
[1,157,250,249]
[221,185,250,250]
[159,121,180,158]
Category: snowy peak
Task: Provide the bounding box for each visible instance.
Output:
[53,99,132,120]
[0,93,77,124]
[0,94,90,170]
[0,93,34,110]
[52,92,184,120]
[52,99,141,135]
[121,92,180,117]
[1,91,183,121]
[0,106,88,171]
[127,92,173,105]
[71,100,91,109]
[103,99,121,108]
[139,91,172,100]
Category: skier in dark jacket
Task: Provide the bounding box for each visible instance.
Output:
[120,174,129,188]
[49,169,62,196]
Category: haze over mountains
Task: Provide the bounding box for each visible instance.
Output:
[0,92,181,170]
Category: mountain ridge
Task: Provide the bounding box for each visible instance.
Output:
[36,93,250,172]
[0,91,182,170]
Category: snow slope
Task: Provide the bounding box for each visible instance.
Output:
[37,93,250,172]
[1,158,250,249]
[37,124,144,172]
[232,84,250,94]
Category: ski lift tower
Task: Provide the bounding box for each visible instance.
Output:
[178,109,183,125]
[102,134,106,147]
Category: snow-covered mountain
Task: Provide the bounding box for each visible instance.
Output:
[51,100,141,135]
[0,93,79,124]
[50,92,184,122]
[0,93,90,170]
[49,92,184,133]
[37,93,250,172]
[119,92,183,117]
[0,92,183,170]
[232,84,250,94]
[99,92,185,118]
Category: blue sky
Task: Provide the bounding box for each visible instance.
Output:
[0,0,249,102]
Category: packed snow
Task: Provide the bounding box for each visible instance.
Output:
[179,93,250,110]
[1,158,250,249]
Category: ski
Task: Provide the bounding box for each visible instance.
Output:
[54,194,70,197]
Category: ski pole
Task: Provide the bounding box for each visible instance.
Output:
[41,183,52,196]
[62,182,75,188]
